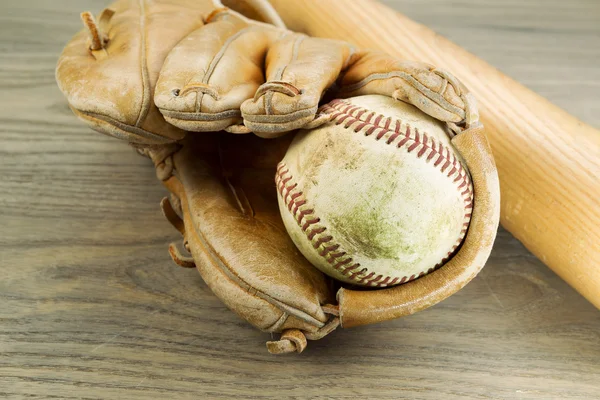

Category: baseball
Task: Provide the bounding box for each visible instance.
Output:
[276,95,473,287]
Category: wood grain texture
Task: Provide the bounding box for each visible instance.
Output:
[1,0,599,399]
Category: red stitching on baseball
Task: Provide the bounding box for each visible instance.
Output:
[297,208,313,224]
[337,114,351,124]
[397,135,410,148]
[291,199,306,214]
[367,274,385,285]
[358,272,376,284]
[276,99,473,288]
[347,105,361,116]
[319,244,340,257]
[280,175,291,187]
[344,264,361,274]
[386,120,402,144]
[387,118,394,129]
[327,252,346,263]
[354,122,368,132]
[365,126,377,136]
[348,269,366,280]
[277,162,429,287]
[334,258,353,269]
[288,192,302,210]
[307,226,326,240]
[302,218,320,231]
[313,235,333,249]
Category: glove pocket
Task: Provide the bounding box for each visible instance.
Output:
[160,137,338,351]
[336,126,500,327]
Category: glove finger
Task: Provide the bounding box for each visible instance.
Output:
[241,36,354,138]
[337,50,479,128]
[56,1,210,145]
[155,10,286,132]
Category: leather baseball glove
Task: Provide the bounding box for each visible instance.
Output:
[56,0,500,354]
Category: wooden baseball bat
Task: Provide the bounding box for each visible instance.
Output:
[268,0,600,309]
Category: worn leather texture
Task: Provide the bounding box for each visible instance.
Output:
[56,0,500,354]
[278,95,473,287]
[162,134,336,335]
[337,125,501,327]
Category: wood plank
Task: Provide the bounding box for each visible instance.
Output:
[1,0,599,399]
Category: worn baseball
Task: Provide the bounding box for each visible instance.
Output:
[276,95,473,287]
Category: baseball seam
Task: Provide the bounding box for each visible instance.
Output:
[276,99,473,287]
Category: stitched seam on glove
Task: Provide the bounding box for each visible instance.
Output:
[339,71,465,120]
[177,180,328,329]
[242,106,318,123]
[160,109,242,120]
[75,110,174,144]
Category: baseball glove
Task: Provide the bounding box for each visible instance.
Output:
[56,0,500,354]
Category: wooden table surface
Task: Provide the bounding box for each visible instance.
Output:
[2,0,599,399]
